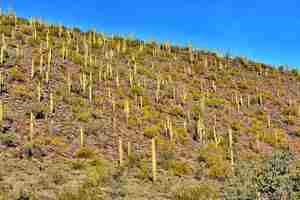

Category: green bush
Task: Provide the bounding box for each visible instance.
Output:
[0,131,16,147]
[9,66,26,82]
[74,147,95,159]
[223,161,258,200]
[206,97,225,109]
[144,124,161,138]
[198,143,231,178]
[10,84,33,99]
[174,184,219,200]
[256,150,294,200]
[77,110,91,122]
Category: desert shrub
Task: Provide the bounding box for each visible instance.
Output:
[26,37,40,47]
[282,105,299,117]
[237,80,249,90]
[206,97,225,109]
[13,190,38,200]
[256,150,294,200]
[0,131,16,147]
[27,102,47,119]
[198,143,231,178]
[77,110,91,122]
[70,160,86,170]
[74,147,96,159]
[127,151,141,168]
[191,99,206,118]
[128,115,140,127]
[170,104,184,117]
[171,160,193,176]
[263,128,286,147]
[224,160,258,200]
[9,66,26,82]
[248,118,263,138]
[70,96,89,109]
[159,147,176,167]
[45,165,65,185]
[292,128,300,137]
[57,180,104,200]
[23,142,46,158]
[173,183,219,200]
[190,90,202,101]
[142,105,159,121]
[20,26,32,35]
[9,84,33,98]
[174,127,189,143]
[291,68,299,77]
[160,147,192,176]
[285,115,296,125]
[144,124,161,138]
[231,120,242,132]
[135,159,150,180]
[130,84,143,96]
[289,160,300,199]
[86,158,112,184]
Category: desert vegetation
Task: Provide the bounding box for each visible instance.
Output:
[0,8,300,200]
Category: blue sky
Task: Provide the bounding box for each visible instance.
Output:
[2,0,300,68]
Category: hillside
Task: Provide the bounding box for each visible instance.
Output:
[0,11,300,200]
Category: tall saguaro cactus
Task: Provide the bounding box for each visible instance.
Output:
[155,77,161,103]
[127,141,131,157]
[30,112,34,143]
[152,138,157,182]
[31,57,35,79]
[124,99,130,124]
[37,82,41,102]
[0,100,3,125]
[80,127,84,147]
[118,138,124,167]
[49,93,54,114]
[0,45,5,64]
[228,128,234,170]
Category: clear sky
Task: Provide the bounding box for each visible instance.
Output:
[2,0,300,68]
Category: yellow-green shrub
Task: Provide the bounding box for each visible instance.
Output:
[198,143,231,178]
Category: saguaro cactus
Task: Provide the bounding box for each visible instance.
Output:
[0,45,5,64]
[33,26,37,40]
[48,48,52,71]
[152,138,157,182]
[46,30,50,49]
[127,141,131,157]
[111,97,116,113]
[67,72,72,95]
[267,114,271,128]
[49,92,54,113]
[196,115,205,143]
[30,112,34,143]
[80,127,84,147]
[116,72,120,88]
[124,99,130,124]
[228,128,234,170]
[0,71,3,92]
[31,57,35,79]
[166,118,174,142]
[39,53,43,74]
[213,126,221,147]
[155,77,161,103]
[118,138,124,167]
[37,82,41,102]
[89,84,92,103]
[0,100,3,125]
